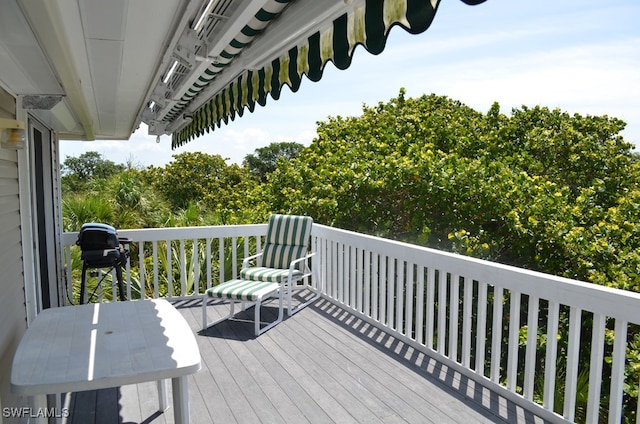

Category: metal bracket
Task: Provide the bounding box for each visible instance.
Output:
[173,28,202,69]
[148,120,168,136]
[149,83,171,108]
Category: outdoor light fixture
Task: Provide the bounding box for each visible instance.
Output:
[0,118,26,150]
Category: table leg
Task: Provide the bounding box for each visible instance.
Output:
[172,376,189,424]
[52,393,63,424]
[30,394,48,424]
[157,379,168,411]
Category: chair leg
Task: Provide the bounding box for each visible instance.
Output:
[202,296,237,330]
[287,272,323,316]
[286,282,293,316]
[202,295,207,330]
[256,287,284,335]
[255,297,261,335]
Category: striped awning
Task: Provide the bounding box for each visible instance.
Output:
[162,0,294,129]
[171,0,485,148]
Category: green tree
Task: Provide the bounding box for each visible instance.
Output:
[262,89,639,285]
[243,141,306,182]
[61,151,125,194]
[104,169,171,229]
[61,151,125,178]
[264,89,484,239]
[61,169,171,231]
[144,152,258,220]
[483,104,633,204]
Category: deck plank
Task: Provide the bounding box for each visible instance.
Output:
[94,388,120,424]
[65,296,547,424]
[290,306,458,423]
[117,384,142,423]
[196,310,285,423]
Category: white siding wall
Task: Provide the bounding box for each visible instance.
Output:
[0,87,27,421]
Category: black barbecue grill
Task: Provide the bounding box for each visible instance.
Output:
[76,223,131,303]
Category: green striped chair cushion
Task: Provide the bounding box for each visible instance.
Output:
[206,279,280,302]
[240,267,303,283]
[261,214,313,271]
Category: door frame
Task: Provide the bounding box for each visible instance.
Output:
[27,116,63,310]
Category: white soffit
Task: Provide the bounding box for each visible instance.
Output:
[0,0,62,96]
[117,0,189,138]
[80,0,127,136]
[18,0,96,139]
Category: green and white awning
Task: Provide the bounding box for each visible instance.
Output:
[171,0,485,148]
[162,0,294,127]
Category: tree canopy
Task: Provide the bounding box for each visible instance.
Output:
[61,151,126,193]
[243,141,305,182]
[60,89,640,291]
[144,151,257,212]
[263,89,639,290]
[61,151,125,179]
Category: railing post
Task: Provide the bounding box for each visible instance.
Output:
[543,300,559,412]
[523,295,539,400]
[586,313,605,424]
[609,319,628,423]
[564,306,582,421]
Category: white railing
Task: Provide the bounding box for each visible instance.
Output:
[62,224,640,423]
[62,224,268,303]
[312,224,640,424]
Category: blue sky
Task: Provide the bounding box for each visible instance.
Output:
[60,0,640,167]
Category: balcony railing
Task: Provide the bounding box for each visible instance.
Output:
[62,224,640,423]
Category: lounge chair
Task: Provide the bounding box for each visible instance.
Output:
[202,214,318,335]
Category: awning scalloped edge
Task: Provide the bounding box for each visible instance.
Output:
[171,0,485,149]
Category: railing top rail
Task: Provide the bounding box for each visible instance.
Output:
[62,223,268,245]
[312,223,640,323]
[62,222,640,323]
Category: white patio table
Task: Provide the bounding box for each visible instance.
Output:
[11,299,201,424]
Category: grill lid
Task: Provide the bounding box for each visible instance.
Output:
[76,223,120,250]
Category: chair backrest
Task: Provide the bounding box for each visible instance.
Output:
[261,214,313,270]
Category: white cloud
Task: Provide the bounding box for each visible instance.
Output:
[369,35,640,144]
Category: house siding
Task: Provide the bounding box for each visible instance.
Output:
[0,87,27,422]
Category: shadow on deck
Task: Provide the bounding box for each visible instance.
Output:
[63,296,547,423]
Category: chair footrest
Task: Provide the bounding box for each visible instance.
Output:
[206,279,280,302]
[203,279,284,336]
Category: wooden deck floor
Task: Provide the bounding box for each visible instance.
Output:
[64,295,547,424]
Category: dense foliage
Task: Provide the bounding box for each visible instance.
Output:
[264,90,640,291]
[61,90,640,290]
[243,141,305,182]
[144,152,258,218]
[61,151,125,193]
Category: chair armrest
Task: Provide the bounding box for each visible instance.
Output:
[242,252,263,269]
[288,252,316,278]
